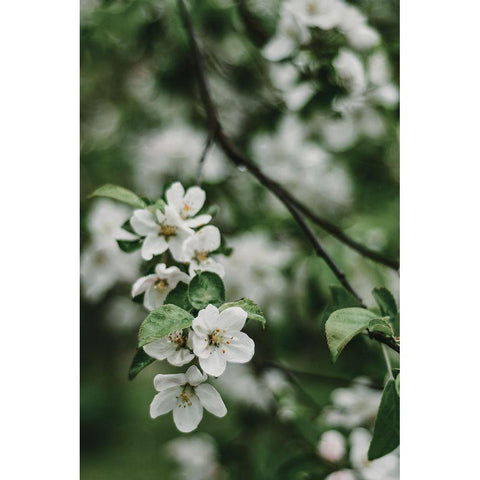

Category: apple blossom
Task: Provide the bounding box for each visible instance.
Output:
[131,263,190,311]
[192,305,255,377]
[150,365,227,433]
[183,225,225,277]
[130,205,193,261]
[165,182,212,228]
[144,330,195,367]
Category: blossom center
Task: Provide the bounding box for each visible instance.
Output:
[160,224,177,237]
[154,278,169,291]
[177,385,194,407]
[181,203,191,219]
[168,330,188,347]
[195,250,209,262]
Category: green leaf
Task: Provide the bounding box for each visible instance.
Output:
[121,219,136,234]
[188,272,225,309]
[137,304,194,348]
[150,198,166,213]
[330,285,361,308]
[90,184,147,209]
[368,379,400,460]
[128,349,155,380]
[116,238,142,253]
[164,282,192,311]
[325,307,377,362]
[372,288,398,317]
[220,298,266,327]
[368,317,394,337]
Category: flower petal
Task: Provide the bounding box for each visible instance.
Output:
[167,348,195,367]
[166,182,185,212]
[153,372,186,392]
[183,186,206,217]
[142,234,168,260]
[131,274,158,297]
[168,235,189,262]
[184,214,212,228]
[130,210,158,236]
[144,338,176,361]
[173,394,203,433]
[150,387,180,418]
[192,333,211,359]
[199,351,227,377]
[195,384,227,417]
[218,306,248,331]
[197,226,221,252]
[144,285,169,310]
[225,332,255,363]
[185,365,208,386]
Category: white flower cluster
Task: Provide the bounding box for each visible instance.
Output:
[263,0,380,63]
[127,182,256,432]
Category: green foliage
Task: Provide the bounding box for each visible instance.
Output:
[116,238,142,253]
[137,304,194,348]
[90,184,147,209]
[325,307,377,362]
[368,379,400,460]
[368,317,394,337]
[188,271,225,309]
[164,282,192,311]
[372,287,398,317]
[220,298,266,327]
[128,348,155,380]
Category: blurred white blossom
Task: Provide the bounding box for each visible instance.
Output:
[317,430,346,462]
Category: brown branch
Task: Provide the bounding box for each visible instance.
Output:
[177,0,401,354]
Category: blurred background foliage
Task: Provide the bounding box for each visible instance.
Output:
[81,0,399,478]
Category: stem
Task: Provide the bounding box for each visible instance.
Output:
[382,344,394,380]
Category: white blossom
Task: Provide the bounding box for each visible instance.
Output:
[183,226,225,277]
[165,182,212,228]
[192,305,255,377]
[144,330,195,367]
[337,4,380,51]
[262,9,309,61]
[317,430,346,463]
[166,435,224,480]
[333,48,367,95]
[292,0,343,30]
[325,470,356,480]
[323,379,382,428]
[130,205,193,261]
[150,365,227,433]
[131,263,190,311]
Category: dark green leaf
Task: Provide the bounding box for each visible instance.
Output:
[137,305,194,348]
[325,307,377,362]
[116,238,142,253]
[188,272,225,309]
[372,288,398,317]
[121,219,135,234]
[220,298,266,327]
[368,380,400,460]
[90,184,147,209]
[128,349,155,380]
[164,282,192,311]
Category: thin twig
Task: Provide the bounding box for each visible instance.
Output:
[177,0,399,271]
[196,131,216,186]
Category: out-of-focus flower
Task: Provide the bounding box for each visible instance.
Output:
[292,0,343,30]
[251,116,352,210]
[192,305,255,377]
[105,296,145,331]
[81,200,141,302]
[333,49,367,95]
[166,434,224,480]
[263,9,309,61]
[213,364,273,410]
[131,263,190,311]
[130,206,193,261]
[183,226,225,277]
[349,428,399,480]
[317,430,346,463]
[165,182,212,228]
[144,330,195,367]
[323,379,382,429]
[325,470,356,480]
[338,4,380,51]
[150,366,227,433]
